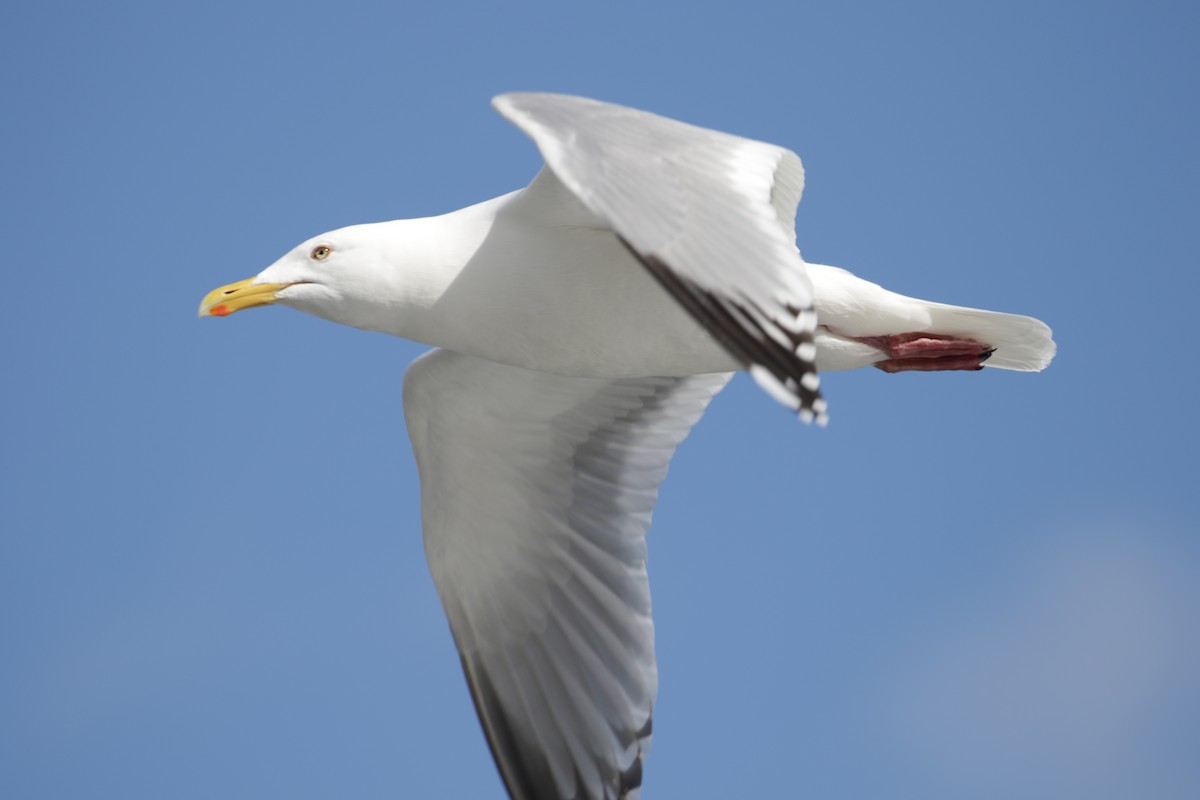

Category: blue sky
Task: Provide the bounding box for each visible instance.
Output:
[2,1,1197,798]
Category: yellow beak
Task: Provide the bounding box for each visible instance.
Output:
[198,278,295,318]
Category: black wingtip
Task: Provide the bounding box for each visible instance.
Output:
[617,236,825,420]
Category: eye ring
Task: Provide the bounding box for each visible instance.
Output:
[310,245,332,261]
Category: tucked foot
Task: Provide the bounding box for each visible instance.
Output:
[854,333,995,373]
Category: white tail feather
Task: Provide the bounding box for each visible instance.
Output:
[807,263,1056,373]
[918,301,1056,371]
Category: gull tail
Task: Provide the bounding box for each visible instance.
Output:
[914,300,1056,371]
[809,264,1056,373]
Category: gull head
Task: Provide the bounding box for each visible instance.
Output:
[198,224,400,330]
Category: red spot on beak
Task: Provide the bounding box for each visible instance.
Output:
[210,304,230,317]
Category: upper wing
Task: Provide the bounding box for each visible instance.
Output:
[403,349,732,800]
[493,92,826,423]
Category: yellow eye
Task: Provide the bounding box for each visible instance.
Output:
[311,245,332,261]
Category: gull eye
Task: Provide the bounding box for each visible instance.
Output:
[310,245,332,261]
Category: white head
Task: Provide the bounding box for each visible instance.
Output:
[198,221,441,335]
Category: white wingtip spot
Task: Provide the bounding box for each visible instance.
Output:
[750,365,801,412]
[796,341,817,362]
[800,407,830,426]
[800,372,820,392]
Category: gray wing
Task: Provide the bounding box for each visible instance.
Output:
[403,349,732,800]
[493,92,826,423]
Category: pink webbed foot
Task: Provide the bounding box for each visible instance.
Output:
[855,332,996,373]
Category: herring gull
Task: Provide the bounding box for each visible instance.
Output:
[199,93,1055,800]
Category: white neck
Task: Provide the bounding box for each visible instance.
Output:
[336,190,520,342]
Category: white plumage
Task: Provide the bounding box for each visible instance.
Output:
[200,93,1055,800]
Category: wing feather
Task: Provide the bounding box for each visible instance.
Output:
[404,349,731,800]
[494,92,827,422]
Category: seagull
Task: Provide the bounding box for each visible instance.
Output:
[199,93,1054,800]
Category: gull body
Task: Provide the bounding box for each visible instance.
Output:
[255,177,1047,381]
[201,93,1054,800]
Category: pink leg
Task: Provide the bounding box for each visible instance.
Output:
[854,333,995,373]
